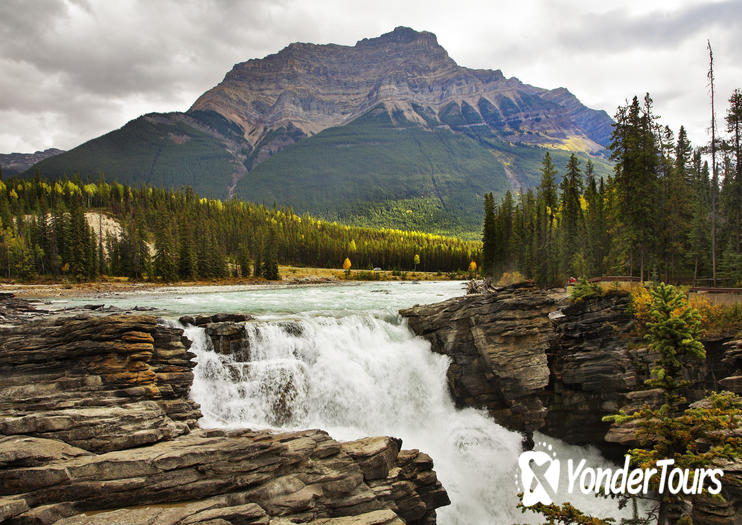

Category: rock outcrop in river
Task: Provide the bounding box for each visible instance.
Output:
[399,282,558,433]
[0,295,448,524]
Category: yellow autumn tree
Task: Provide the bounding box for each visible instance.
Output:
[343,257,351,277]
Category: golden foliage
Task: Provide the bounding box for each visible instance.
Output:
[632,285,742,337]
[689,294,742,336]
[630,283,653,328]
[497,271,526,285]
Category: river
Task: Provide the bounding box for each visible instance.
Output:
[52,280,639,523]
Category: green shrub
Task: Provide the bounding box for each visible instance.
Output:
[569,279,602,301]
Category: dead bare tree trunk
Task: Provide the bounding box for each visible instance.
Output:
[708,40,718,287]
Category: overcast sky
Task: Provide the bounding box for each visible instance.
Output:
[1,0,739,153]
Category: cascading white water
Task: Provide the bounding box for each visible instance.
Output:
[54,281,642,521]
[186,312,639,523]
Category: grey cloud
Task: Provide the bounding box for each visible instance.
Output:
[0,0,299,150]
[0,0,739,152]
[2,0,283,99]
[554,1,742,53]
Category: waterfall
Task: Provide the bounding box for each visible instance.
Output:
[186,314,637,524]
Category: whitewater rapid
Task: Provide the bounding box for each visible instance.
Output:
[56,281,638,522]
[185,309,638,523]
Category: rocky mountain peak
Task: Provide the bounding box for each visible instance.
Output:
[189,27,465,143]
[356,26,455,69]
[356,26,444,53]
[189,26,611,158]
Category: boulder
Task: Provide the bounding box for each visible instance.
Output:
[179,313,252,358]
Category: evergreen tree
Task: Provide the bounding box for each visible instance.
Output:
[178,223,196,280]
[663,126,694,280]
[535,153,560,286]
[538,152,559,216]
[207,229,227,279]
[583,160,607,275]
[559,154,584,277]
[68,200,89,281]
[481,192,496,275]
[725,89,742,255]
[237,242,251,278]
[86,229,98,280]
[262,230,279,280]
[154,218,178,282]
[610,95,659,280]
[253,235,263,278]
[688,156,712,285]
[196,226,211,279]
[643,283,705,403]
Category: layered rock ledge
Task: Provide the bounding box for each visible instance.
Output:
[400,282,558,433]
[0,296,448,524]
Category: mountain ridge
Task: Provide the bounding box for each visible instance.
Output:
[1,148,64,175]
[190,26,611,166]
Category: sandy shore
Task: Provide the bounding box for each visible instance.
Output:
[0,279,339,299]
[0,266,454,299]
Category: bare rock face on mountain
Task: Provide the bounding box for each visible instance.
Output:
[192,26,611,162]
[0,296,448,524]
[0,148,63,176]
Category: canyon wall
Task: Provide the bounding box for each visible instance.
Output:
[400,281,742,524]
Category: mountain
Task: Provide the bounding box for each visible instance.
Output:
[26,27,614,235]
[1,148,64,176]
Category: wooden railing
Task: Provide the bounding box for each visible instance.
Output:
[588,276,641,283]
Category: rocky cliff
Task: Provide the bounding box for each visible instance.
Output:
[400,283,662,449]
[192,26,611,156]
[401,281,742,524]
[0,296,448,524]
[398,282,558,433]
[400,282,742,448]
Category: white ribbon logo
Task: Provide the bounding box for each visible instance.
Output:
[518,449,560,506]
